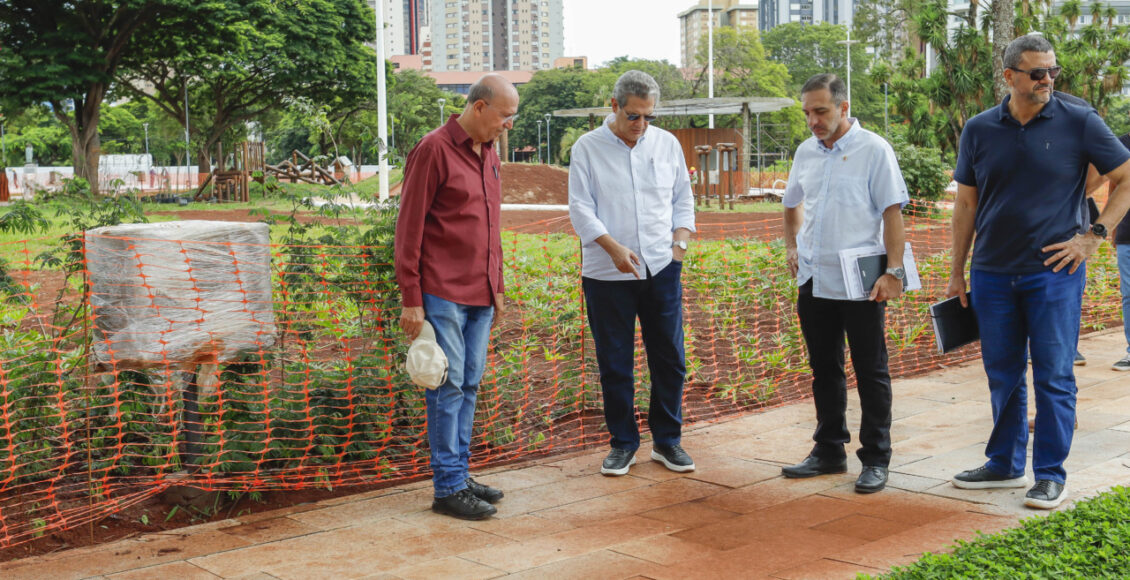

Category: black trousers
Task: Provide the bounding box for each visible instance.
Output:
[796,281,893,467]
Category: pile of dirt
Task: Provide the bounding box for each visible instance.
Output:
[500,163,569,205]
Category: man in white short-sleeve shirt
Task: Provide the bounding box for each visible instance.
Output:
[780,73,909,494]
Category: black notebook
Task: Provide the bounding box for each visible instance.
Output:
[856,254,908,293]
[930,294,979,354]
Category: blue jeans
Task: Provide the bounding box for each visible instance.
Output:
[582,261,686,451]
[422,293,494,498]
[1119,245,1130,353]
[971,267,1084,485]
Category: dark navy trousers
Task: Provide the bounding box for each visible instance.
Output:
[583,261,686,451]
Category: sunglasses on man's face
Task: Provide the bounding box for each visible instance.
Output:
[1010,65,1062,81]
[625,112,658,122]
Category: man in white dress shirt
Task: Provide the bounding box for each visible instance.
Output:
[568,70,697,476]
[781,73,909,494]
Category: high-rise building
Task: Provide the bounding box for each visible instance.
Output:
[759,0,855,31]
[424,0,564,72]
[369,0,417,55]
[678,0,759,69]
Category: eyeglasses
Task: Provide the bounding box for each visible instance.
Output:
[485,102,519,124]
[625,112,658,122]
[1009,65,1062,81]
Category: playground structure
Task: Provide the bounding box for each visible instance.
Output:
[194,142,266,202]
[194,143,346,202]
[265,149,343,187]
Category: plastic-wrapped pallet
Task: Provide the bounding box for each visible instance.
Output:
[85,221,276,376]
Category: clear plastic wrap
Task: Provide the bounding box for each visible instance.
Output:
[85,220,276,370]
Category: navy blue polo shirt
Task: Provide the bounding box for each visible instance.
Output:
[954,95,1130,273]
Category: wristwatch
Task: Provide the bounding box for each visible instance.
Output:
[885,266,906,280]
[1090,222,1108,239]
[672,240,688,251]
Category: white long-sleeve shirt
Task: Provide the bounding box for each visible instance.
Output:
[568,115,696,280]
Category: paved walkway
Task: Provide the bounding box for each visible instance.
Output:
[6,331,1130,580]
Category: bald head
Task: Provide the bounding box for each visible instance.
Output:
[467,73,518,105]
[459,73,520,146]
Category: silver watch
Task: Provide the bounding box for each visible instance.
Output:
[885,266,905,280]
[672,240,688,251]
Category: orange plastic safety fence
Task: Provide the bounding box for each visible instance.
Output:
[0,203,1122,548]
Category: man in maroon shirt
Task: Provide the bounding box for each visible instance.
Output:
[395,73,517,520]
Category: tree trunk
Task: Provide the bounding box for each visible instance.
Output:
[58,88,106,195]
[992,0,1015,103]
[196,149,212,176]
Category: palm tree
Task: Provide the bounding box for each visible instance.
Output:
[1061,0,1082,30]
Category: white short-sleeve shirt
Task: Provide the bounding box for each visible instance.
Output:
[783,120,909,300]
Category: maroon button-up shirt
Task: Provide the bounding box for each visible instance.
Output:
[394,116,504,308]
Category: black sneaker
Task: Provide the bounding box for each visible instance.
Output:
[431,488,497,520]
[601,448,636,476]
[466,477,504,504]
[651,444,695,472]
[952,465,1028,489]
[1075,350,1086,366]
[1112,355,1130,371]
[1024,479,1067,509]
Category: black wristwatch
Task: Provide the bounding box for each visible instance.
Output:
[1090,223,1108,239]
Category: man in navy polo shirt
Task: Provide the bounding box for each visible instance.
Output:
[945,34,1130,509]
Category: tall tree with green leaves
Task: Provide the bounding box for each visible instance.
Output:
[0,0,220,192]
[761,22,883,126]
[116,0,376,173]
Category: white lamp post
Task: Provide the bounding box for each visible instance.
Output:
[437,97,446,126]
[143,122,150,156]
[536,120,543,164]
[543,113,552,165]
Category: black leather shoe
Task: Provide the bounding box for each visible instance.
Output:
[601,448,636,476]
[432,488,497,520]
[466,477,504,504]
[855,466,888,494]
[781,455,847,478]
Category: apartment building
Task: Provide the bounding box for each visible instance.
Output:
[678,0,759,69]
[425,0,564,72]
[758,0,855,31]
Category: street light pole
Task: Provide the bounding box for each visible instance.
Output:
[544,113,552,165]
[437,97,446,127]
[536,120,543,164]
[708,0,714,129]
[836,28,860,116]
[143,122,150,156]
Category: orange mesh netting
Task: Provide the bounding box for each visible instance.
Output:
[0,203,1122,547]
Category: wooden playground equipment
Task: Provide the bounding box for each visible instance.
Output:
[692,142,742,209]
[195,143,343,202]
[195,141,265,202]
[266,150,343,187]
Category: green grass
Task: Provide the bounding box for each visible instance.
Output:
[696,200,784,213]
[866,486,1130,579]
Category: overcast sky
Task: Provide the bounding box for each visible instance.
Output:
[562,0,694,68]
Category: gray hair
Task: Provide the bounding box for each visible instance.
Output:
[613,70,660,106]
[466,80,494,105]
[801,73,848,105]
[1003,33,1053,70]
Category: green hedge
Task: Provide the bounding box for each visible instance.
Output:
[869,486,1130,579]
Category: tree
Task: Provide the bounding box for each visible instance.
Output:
[0,0,220,192]
[117,0,376,173]
[512,67,608,160]
[691,27,806,146]
[761,22,883,126]
[991,0,1016,102]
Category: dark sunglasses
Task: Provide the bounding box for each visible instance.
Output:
[625,112,658,122]
[1009,65,1062,81]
